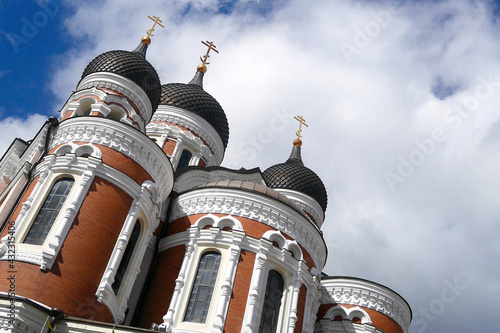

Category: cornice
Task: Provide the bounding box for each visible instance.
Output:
[169,188,327,269]
[50,117,174,196]
[320,277,412,333]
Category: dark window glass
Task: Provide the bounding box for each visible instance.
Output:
[184,251,221,323]
[258,270,285,333]
[112,220,141,294]
[177,150,192,169]
[24,177,74,245]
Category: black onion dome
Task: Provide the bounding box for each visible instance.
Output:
[159,72,229,148]
[81,46,161,112]
[262,145,328,212]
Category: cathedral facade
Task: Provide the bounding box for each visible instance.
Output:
[0,34,411,333]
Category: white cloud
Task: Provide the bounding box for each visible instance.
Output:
[4,0,500,331]
[0,114,48,157]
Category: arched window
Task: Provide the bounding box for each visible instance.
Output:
[177,149,192,169]
[23,177,74,245]
[258,270,285,333]
[112,220,141,294]
[184,251,221,323]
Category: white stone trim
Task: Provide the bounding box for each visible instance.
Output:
[169,188,327,269]
[324,305,372,324]
[275,189,325,228]
[194,214,244,231]
[77,73,153,125]
[50,117,174,198]
[96,181,161,323]
[320,278,411,333]
[149,105,225,165]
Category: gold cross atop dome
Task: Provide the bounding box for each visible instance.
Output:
[196,41,219,73]
[293,115,308,147]
[141,15,164,45]
[200,41,219,65]
[146,15,165,37]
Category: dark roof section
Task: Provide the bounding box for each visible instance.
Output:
[80,45,161,113]
[159,74,229,149]
[262,145,328,212]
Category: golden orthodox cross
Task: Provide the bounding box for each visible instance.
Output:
[146,15,165,38]
[200,41,219,65]
[294,115,308,139]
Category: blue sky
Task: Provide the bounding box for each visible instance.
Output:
[2,1,500,332]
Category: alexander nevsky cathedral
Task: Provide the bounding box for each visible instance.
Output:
[0,17,411,333]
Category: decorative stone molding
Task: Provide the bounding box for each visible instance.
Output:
[149,105,225,165]
[194,214,244,231]
[324,305,372,324]
[262,230,303,261]
[77,73,153,126]
[320,278,412,333]
[50,117,174,198]
[169,188,327,269]
[54,142,102,159]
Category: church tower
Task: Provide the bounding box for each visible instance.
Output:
[0,31,174,324]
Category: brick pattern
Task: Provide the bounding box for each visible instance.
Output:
[224,249,255,332]
[135,245,186,328]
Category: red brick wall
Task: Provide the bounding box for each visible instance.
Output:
[135,245,186,328]
[224,250,255,332]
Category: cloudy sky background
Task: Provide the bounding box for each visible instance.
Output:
[1,0,499,332]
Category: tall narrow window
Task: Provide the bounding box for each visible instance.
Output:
[258,270,285,333]
[112,220,141,295]
[177,149,192,169]
[184,251,221,323]
[23,177,74,245]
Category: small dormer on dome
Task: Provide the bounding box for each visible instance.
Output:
[158,70,229,149]
[80,42,161,112]
[62,37,162,130]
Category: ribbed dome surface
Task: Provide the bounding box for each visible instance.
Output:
[81,50,161,112]
[263,147,328,212]
[160,83,229,148]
